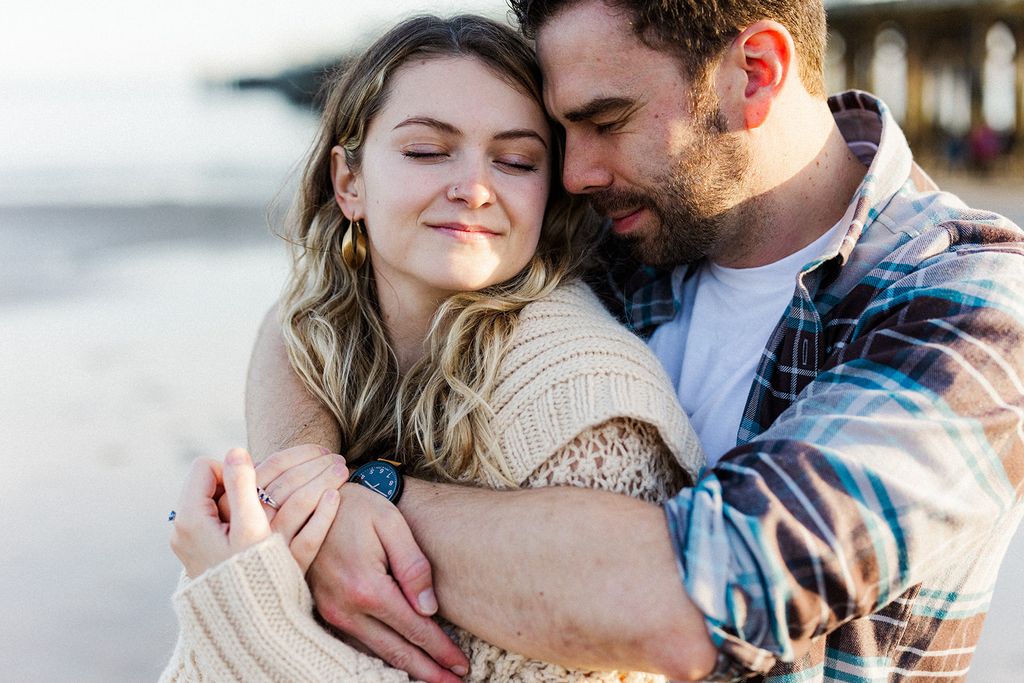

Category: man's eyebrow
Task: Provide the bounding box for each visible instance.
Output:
[393,117,461,135]
[563,97,635,123]
[493,129,548,149]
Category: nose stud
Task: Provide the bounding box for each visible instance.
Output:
[447,185,460,200]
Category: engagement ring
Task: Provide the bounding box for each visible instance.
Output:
[256,486,280,510]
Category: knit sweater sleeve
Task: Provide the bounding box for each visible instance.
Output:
[486,280,704,488]
[160,534,415,683]
[525,416,692,497]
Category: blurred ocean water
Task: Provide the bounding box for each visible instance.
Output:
[0,77,319,206]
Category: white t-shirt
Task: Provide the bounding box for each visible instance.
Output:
[647,222,846,464]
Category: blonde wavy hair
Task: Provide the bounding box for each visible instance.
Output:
[280,14,598,486]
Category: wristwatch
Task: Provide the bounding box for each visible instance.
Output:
[347,457,405,504]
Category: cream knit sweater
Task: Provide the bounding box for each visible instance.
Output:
[161,280,704,683]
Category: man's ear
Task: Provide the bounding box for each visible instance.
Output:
[330,145,363,219]
[727,20,794,129]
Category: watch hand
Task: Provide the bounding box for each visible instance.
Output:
[366,482,383,492]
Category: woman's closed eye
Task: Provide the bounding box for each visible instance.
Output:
[402,147,448,161]
[402,148,538,174]
[495,156,538,173]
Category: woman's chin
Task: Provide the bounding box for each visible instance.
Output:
[419,265,513,296]
[427,276,501,297]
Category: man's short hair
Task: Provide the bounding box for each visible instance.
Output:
[509,0,827,98]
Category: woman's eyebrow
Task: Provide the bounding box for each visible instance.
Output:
[393,117,547,149]
[493,129,548,149]
[393,117,461,135]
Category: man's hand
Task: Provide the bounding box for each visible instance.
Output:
[308,483,470,683]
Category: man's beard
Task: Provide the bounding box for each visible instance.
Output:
[590,107,748,267]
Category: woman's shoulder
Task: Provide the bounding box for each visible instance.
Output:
[487,279,703,487]
[500,279,668,388]
[512,279,647,355]
[519,278,620,320]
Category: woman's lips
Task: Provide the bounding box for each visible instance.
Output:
[429,223,502,239]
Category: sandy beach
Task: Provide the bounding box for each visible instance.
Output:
[1,174,1022,680]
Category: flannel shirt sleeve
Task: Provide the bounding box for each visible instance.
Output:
[662,238,1024,673]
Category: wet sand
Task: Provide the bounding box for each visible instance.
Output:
[1,203,286,681]
[1,176,1021,680]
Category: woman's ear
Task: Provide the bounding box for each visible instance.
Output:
[330,145,363,219]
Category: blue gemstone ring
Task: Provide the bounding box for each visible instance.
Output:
[256,486,280,510]
[168,510,176,522]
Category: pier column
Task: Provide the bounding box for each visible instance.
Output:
[1016,21,1024,161]
[968,17,988,131]
[904,22,926,147]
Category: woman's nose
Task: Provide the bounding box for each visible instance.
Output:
[446,162,495,208]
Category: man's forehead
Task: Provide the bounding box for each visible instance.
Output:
[535,3,640,107]
[536,3,688,120]
[535,0,635,57]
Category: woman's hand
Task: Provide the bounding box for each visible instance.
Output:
[253,444,350,569]
[170,448,344,577]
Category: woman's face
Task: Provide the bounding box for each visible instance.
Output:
[333,56,552,304]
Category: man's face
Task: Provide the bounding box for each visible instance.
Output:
[536,0,749,266]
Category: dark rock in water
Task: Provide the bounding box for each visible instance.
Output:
[234,57,354,110]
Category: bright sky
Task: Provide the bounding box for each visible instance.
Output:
[1,0,507,82]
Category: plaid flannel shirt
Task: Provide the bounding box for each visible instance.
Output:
[593,91,1024,681]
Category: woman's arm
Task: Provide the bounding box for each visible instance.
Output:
[245,310,468,683]
[161,536,414,683]
[162,451,414,683]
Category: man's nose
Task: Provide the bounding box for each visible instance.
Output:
[561,136,613,194]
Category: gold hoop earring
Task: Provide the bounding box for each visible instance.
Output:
[341,219,367,270]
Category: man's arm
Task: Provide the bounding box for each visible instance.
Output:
[660,244,1024,672]
[245,306,341,460]
[246,308,717,678]
[313,244,1024,680]
[400,479,719,679]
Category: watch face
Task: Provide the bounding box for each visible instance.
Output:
[349,461,402,502]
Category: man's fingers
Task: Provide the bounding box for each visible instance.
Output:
[290,489,341,573]
[255,443,335,485]
[305,485,467,678]
[378,508,439,617]
[367,580,470,676]
[341,612,466,683]
[222,448,270,546]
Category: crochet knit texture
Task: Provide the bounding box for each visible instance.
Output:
[161,281,704,682]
